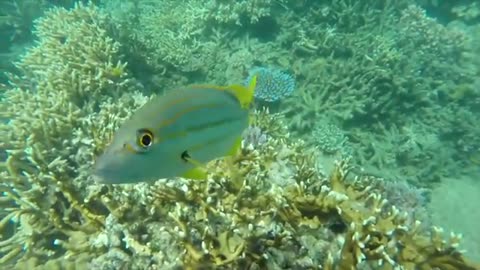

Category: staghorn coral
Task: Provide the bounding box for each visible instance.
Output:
[100,0,293,86]
[370,179,430,227]
[0,2,147,266]
[279,1,478,186]
[99,0,480,189]
[102,0,215,74]
[0,1,479,269]
[0,0,49,42]
[205,0,278,25]
[129,124,478,269]
[284,2,470,129]
[3,58,478,270]
[417,0,480,24]
[0,0,51,84]
[274,158,477,269]
[345,121,454,186]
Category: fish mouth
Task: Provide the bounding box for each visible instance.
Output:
[91,173,110,184]
[92,164,144,184]
[92,166,116,184]
[92,168,132,184]
[92,153,119,184]
[92,159,124,184]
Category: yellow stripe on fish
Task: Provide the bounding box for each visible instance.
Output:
[93,76,257,184]
[156,103,225,136]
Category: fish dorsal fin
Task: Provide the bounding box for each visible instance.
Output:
[188,76,257,109]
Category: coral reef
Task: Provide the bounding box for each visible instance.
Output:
[101,0,214,76]
[1,1,479,269]
[417,0,480,24]
[0,0,85,84]
[0,2,147,266]
[0,0,48,42]
[99,0,292,85]
[64,0,480,188]
[0,0,50,84]
[452,2,480,22]
[4,103,478,268]
[283,3,470,126]
[274,1,479,185]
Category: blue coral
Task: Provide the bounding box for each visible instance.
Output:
[245,67,295,102]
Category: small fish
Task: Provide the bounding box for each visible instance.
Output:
[93,76,257,184]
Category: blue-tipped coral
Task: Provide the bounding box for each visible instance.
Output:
[245,67,295,102]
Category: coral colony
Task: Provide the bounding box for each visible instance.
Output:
[1,1,479,269]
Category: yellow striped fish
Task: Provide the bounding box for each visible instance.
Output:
[93,76,257,184]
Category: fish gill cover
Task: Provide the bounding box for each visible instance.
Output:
[0,0,480,269]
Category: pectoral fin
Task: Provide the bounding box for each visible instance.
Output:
[227,137,242,156]
[183,166,207,180]
[181,150,208,180]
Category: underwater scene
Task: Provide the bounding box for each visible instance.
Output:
[1,0,480,269]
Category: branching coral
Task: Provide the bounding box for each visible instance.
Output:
[292,160,476,269]
[0,2,146,266]
[205,0,278,25]
[0,0,52,84]
[418,0,480,23]
[100,0,292,86]
[100,0,480,190]
[452,2,480,22]
[0,1,478,269]
[278,2,477,185]
[103,0,215,74]
[0,0,49,42]
[132,125,478,269]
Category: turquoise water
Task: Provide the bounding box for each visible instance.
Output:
[1,0,479,269]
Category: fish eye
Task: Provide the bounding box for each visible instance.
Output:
[137,128,154,148]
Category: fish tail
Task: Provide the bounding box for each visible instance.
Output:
[244,75,257,108]
[227,75,257,109]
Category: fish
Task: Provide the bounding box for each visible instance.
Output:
[93,76,257,184]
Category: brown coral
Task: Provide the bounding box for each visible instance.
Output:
[0,2,145,266]
[0,2,478,270]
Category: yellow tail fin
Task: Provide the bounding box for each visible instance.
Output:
[227,75,257,109]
